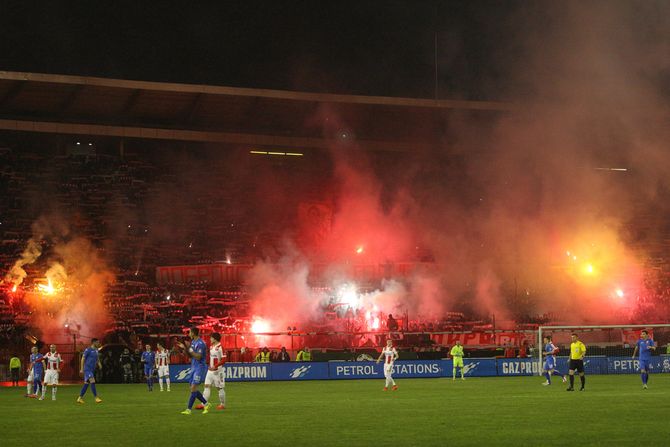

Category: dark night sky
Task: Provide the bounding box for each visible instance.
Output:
[0,1,525,100]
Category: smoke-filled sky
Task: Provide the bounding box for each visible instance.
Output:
[3,1,670,330]
[244,1,670,326]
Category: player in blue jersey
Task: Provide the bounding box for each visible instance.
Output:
[541,336,567,386]
[28,346,45,399]
[632,330,656,389]
[77,338,102,404]
[176,327,211,415]
[141,344,156,391]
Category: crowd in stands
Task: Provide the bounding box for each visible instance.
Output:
[4,145,670,375]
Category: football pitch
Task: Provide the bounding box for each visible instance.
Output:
[2,375,669,447]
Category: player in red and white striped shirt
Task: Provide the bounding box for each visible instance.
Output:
[155,343,171,392]
[376,339,399,391]
[197,332,226,410]
[43,344,62,401]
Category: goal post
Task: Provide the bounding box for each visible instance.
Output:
[537,324,670,376]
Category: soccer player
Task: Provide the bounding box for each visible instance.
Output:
[25,349,34,396]
[199,332,226,409]
[77,338,102,404]
[176,327,210,415]
[632,329,656,389]
[28,346,44,399]
[141,344,156,391]
[155,342,171,392]
[450,341,465,380]
[376,339,398,391]
[566,333,586,391]
[43,344,62,400]
[541,335,567,386]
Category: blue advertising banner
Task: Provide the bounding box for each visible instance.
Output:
[499,357,608,376]
[169,363,271,383]
[607,356,670,374]
[169,364,192,383]
[328,360,444,380]
[224,363,271,382]
[443,359,498,377]
[497,359,542,376]
[271,362,329,381]
[168,356,658,382]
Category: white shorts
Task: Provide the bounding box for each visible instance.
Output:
[204,369,225,388]
[44,370,59,385]
[27,371,34,382]
[157,366,169,377]
[383,363,394,375]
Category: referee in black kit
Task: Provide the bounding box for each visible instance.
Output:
[567,333,586,391]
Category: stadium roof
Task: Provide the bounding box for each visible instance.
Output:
[0,71,513,152]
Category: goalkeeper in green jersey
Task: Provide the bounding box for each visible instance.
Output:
[450,341,465,380]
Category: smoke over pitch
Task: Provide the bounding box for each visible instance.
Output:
[246,2,670,326]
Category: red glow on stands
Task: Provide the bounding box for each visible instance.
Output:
[11,284,17,293]
[251,318,270,334]
[338,284,359,309]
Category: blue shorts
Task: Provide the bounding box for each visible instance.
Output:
[84,370,95,382]
[639,359,651,372]
[544,357,556,370]
[189,365,207,385]
[144,367,153,376]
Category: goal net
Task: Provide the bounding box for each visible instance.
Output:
[536,324,670,376]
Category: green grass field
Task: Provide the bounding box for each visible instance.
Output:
[2,375,669,447]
